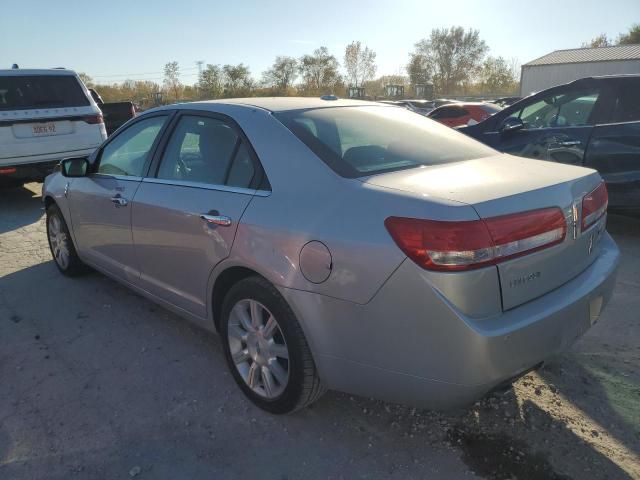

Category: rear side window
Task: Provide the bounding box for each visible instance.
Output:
[276,106,495,177]
[0,75,90,111]
[98,115,167,177]
[612,83,640,123]
[156,115,257,189]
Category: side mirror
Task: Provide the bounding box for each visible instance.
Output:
[60,157,89,177]
[500,116,524,134]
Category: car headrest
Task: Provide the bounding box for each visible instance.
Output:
[342,145,387,169]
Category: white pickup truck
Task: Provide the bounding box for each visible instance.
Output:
[0,68,107,187]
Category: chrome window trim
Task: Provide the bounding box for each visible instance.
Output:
[90,173,143,182]
[141,177,271,197]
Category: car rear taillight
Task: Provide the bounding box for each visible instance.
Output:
[582,182,608,230]
[385,208,566,272]
[0,167,17,175]
[83,114,104,124]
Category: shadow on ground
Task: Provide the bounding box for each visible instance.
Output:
[0,184,44,234]
[1,261,637,479]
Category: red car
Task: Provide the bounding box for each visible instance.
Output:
[427,102,501,127]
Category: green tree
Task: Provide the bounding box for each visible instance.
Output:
[582,33,612,48]
[617,23,640,45]
[477,56,518,94]
[163,61,182,101]
[343,41,376,88]
[198,64,223,99]
[298,47,342,95]
[222,63,253,97]
[412,26,488,95]
[262,56,298,93]
[406,53,431,86]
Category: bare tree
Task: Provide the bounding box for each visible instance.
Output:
[163,61,182,101]
[582,34,612,48]
[412,27,488,95]
[343,41,376,88]
[77,72,94,87]
[299,47,342,94]
[262,56,298,93]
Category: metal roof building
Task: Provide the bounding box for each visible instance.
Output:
[520,44,640,95]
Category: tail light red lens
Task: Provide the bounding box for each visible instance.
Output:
[83,114,104,125]
[0,167,17,175]
[582,182,608,230]
[385,207,566,272]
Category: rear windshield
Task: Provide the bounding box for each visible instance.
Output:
[275,106,495,177]
[480,103,502,114]
[0,75,89,111]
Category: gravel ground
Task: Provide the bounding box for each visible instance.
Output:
[1,183,638,480]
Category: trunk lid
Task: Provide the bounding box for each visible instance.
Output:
[364,154,606,310]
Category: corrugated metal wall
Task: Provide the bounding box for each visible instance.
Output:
[520,60,640,95]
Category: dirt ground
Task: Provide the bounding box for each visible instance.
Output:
[1,183,638,479]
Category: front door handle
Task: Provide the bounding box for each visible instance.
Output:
[111,194,128,207]
[558,140,581,147]
[200,212,232,226]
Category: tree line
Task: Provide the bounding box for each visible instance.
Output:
[81,23,639,107]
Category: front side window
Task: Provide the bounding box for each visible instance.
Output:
[515,89,600,129]
[276,106,496,177]
[97,115,167,177]
[156,115,256,189]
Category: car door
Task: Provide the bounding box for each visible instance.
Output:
[67,113,171,282]
[585,78,640,208]
[480,86,604,165]
[131,111,268,318]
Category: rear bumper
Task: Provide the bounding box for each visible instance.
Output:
[0,147,97,181]
[281,232,620,409]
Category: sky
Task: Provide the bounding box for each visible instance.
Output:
[1,0,638,84]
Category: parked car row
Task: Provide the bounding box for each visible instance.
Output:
[0,67,135,187]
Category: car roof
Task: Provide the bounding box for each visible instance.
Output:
[174,97,383,113]
[433,102,487,108]
[0,68,77,76]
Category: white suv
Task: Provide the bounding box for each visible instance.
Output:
[0,68,107,187]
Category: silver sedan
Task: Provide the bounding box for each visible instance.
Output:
[43,98,619,414]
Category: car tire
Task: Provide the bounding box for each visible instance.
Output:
[220,275,326,414]
[46,203,87,276]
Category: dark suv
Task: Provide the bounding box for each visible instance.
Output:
[459,75,640,208]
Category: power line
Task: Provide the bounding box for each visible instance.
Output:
[92,66,200,78]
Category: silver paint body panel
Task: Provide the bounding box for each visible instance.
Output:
[43,99,620,409]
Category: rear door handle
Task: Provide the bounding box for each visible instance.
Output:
[558,140,581,147]
[200,213,232,226]
[111,194,128,207]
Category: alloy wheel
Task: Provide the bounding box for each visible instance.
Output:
[227,299,290,399]
[48,214,70,270]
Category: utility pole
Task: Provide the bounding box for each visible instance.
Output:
[195,60,204,98]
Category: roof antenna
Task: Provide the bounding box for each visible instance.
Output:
[11,63,19,69]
